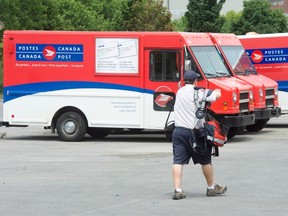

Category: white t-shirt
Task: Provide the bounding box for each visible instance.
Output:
[174,84,217,129]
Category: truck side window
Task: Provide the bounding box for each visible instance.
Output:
[150,50,180,82]
[186,51,203,80]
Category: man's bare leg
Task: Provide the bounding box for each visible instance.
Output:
[202,164,214,187]
[173,164,184,190]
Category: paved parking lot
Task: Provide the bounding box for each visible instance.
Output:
[0,105,288,215]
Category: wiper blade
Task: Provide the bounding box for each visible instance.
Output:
[216,72,231,77]
[233,68,244,75]
[205,72,218,78]
[245,69,257,75]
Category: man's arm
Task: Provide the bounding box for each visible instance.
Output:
[206,89,221,102]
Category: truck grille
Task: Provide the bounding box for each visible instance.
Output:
[265,88,275,108]
[239,91,249,112]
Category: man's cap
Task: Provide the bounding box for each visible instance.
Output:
[184,70,200,80]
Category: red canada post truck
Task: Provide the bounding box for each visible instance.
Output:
[208,33,281,132]
[2,31,255,141]
[238,33,288,113]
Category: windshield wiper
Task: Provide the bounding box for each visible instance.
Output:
[204,72,218,78]
[244,68,257,75]
[216,72,231,77]
[233,68,245,75]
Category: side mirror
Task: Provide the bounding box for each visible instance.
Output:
[185,60,191,71]
[176,72,179,78]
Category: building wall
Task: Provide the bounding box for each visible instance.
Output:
[270,0,288,15]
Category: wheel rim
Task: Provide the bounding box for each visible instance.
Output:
[64,121,77,134]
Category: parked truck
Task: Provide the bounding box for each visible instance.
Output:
[2,31,255,141]
[209,33,281,132]
[238,33,288,113]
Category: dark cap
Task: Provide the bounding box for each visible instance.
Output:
[184,70,200,81]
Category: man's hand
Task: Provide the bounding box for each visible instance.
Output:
[214,89,221,99]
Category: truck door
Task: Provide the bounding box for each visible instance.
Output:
[143,49,182,128]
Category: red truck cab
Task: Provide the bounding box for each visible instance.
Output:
[209,33,281,132]
[181,33,255,138]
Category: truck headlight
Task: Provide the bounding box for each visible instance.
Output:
[232,92,237,106]
[259,89,263,99]
[249,91,254,101]
[249,90,254,106]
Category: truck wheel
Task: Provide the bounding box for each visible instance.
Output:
[246,119,269,132]
[227,127,238,139]
[236,126,246,135]
[56,112,87,141]
[87,128,110,138]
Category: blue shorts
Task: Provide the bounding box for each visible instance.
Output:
[172,127,212,165]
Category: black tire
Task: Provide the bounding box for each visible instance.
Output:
[227,127,239,139]
[87,128,110,138]
[236,126,246,135]
[246,119,269,132]
[56,112,87,141]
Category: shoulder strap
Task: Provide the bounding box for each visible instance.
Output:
[194,88,209,110]
[165,103,174,128]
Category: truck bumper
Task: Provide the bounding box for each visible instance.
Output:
[0,121,9,126]
[0,121,28,127]
[217,113,255,127]
[254,107,281,119]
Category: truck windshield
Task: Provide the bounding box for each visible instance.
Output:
[221,46,258,75]
[190,46,230,78]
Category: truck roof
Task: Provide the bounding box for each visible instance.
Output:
[4,30,215,46]
[238,32,288,39]
[209,33,242,46]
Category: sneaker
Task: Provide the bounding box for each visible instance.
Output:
[206,184,227,197]
[172,190,186,200]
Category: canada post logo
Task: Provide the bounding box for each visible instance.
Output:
[16,44,83,62]
[250,50,263,63]
[246,48,288,64]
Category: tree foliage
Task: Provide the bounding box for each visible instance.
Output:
[226,0,288,34]
[0,0,109,32]
[54,0,108,31]
[77,0,129,31]
[220,11,242,33]
[120,0,173,31]
[172,16,189,32]
[0,0,59,30]
[185,0,226,32]
[0,0,173,35]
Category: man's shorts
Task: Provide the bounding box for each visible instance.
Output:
[172,127,212,165]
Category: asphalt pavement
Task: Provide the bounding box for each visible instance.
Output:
[0,102,288,216]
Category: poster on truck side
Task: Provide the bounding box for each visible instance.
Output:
[95,38,139,74]
[246,48,288,70]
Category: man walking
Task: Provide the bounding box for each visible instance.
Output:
[172,70,227,200]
